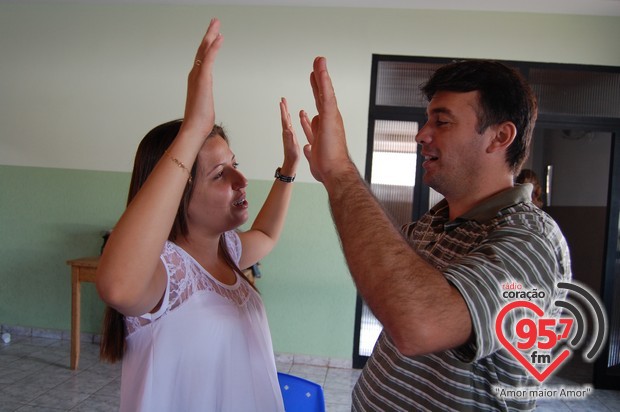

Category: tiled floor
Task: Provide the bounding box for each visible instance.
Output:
[1,332,619,411]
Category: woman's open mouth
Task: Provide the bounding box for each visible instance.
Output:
[233,197,248,208]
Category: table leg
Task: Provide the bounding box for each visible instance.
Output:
[70,267,81,370]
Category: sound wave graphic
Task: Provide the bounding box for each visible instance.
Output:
[555,281,608,361]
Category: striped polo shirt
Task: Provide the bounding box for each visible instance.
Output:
[352,184,572,411]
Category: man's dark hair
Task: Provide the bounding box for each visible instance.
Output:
[421,60,538,173]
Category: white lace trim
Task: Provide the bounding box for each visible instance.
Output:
[125,235,252,337]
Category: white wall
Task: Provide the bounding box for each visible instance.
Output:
[2,4,620,182]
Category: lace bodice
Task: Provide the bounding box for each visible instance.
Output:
[119,231,284,411]
[125,232,253,337]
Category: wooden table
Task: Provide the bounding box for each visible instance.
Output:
[66,256,99,370]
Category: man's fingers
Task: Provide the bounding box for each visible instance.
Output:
[311,115,321,139]
[303,144,312,162]
[315,57,337,110]
[300,110,314,145]
[310,71,321,112]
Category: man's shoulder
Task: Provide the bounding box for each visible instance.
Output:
[493,202,556,229]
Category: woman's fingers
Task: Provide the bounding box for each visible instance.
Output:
[280,97,293,130]
[279,98,300,165]
[194,18,222,68]
[181,18,223,138]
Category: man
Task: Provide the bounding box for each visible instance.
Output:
[300,58,571,411]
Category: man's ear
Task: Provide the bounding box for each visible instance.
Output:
[486,121,516,153]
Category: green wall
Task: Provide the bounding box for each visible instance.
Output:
[0,166,127,333]
[0,165,355,358]
[242,180,355,357]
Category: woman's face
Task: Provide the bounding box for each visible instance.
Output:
[187,135,249,236]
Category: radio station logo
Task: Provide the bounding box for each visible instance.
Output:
[495,280,607,383]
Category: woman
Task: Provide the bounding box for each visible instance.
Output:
[96,18,298,411]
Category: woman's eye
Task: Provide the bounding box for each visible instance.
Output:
[233,162,239,169]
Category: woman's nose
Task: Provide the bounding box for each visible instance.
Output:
[232,169,248,190]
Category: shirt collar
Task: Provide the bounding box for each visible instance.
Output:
[429,184,533,229]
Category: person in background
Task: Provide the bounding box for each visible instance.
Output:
[299,57,571,411]
[516,168,544,208]
[96,19,299,412]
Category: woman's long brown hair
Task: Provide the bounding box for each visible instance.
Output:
[99,121,255,363]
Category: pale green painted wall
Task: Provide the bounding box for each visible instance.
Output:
[1,3,619,360]
[0,166,127,333]
[0,165,354,358]
[241,180,354,357]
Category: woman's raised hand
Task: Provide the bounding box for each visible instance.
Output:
[279,97,300,175]
[181,18,224,140]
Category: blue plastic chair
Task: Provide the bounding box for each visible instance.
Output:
[278,372,326,412]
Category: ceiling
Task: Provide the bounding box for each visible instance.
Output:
[10,0,620,17]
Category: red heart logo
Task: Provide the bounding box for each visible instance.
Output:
[495,301,572,382]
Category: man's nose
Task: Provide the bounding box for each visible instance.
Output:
[415,122,431,145]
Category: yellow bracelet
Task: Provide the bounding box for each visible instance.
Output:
[165,150,193,183]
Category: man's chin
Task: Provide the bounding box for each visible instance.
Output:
[422,174,436,189]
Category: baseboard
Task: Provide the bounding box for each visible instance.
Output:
[1,324,352,369]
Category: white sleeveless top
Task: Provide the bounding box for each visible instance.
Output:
[120,231,284,412]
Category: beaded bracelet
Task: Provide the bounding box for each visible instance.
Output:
[165,150,193,183]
